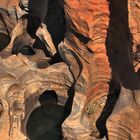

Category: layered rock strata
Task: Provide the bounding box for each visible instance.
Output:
[0,0,140,140]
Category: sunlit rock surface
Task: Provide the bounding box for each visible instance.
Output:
[0,0,140,140]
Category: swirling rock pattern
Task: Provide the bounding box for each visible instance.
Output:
[0,0,140,140]
[61,0,111,139]
[0,55,73,140]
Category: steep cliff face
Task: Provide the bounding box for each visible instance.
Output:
[61,0,112,139]
[0,0,140,140]
[62,0,140,139]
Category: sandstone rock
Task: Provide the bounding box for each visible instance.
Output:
[0,54,73,140]
[0,0,140,140]
[61,0,111,139]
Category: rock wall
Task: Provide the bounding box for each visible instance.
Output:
[61,1,111,139]
[0,0,140,140]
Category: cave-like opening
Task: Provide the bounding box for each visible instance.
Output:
[26,90,66,140]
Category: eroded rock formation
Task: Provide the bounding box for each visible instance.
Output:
[0,0,140,140]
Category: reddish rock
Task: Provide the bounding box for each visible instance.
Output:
[0,0,140,140]
[61,0,111,139]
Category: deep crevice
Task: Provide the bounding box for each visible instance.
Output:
[26,88,74,140]
[96,0,134,138]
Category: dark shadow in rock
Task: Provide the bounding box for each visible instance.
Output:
[96,81,120,139]
[26,88,75,140]
[0,33,10,52]
[44,0,66,48]
[49,52,63,65]
[27,0,66,48]
[26,90,64,140]
[105,0,139,90]
[96,0,138,139]
[12,33,35,55]
[33,37,51,57]
[13,45,35,55]
[63,84,75,119]
[26,0,66,64]
[33,37,63,64]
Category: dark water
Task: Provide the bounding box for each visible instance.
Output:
[26,104,65,140]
